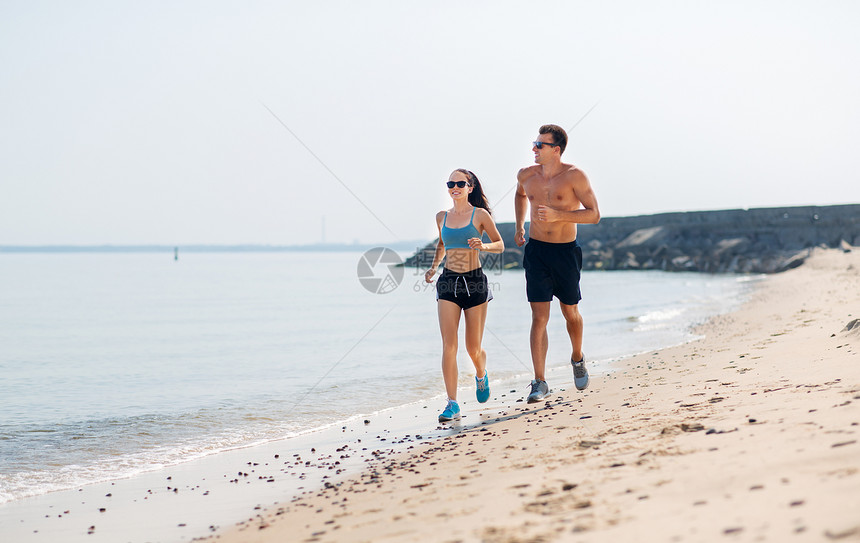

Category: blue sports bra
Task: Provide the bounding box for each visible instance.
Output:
[441,208,480,249]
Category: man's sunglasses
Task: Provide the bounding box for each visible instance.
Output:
[446,181,470,188]
[533,141,560,149]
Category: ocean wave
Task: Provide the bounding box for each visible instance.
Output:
[629,307,685,324]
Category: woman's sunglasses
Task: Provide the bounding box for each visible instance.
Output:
[446,181,470,189]
[533,141,560,150]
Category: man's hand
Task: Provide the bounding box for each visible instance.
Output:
[537,205,560,222]
[515,229,526,247]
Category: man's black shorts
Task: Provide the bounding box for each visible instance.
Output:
[523,238,583,305]
[436,267,493,310]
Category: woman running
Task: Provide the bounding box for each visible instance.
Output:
[424,169,504,422]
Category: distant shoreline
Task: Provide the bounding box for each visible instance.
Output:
[0,240,429,254]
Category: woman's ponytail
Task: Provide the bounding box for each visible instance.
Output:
[457,169,492,215]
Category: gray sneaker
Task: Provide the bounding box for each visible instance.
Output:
[572,355,589,390]
[527,379,549,403]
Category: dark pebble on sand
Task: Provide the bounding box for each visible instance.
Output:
[681,423,704,432]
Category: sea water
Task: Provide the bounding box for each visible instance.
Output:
[0,251,755,504]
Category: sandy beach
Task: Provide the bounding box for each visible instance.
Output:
[3,248,857,543]
[210,247,860,543]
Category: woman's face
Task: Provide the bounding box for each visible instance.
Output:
[447,170,472,201]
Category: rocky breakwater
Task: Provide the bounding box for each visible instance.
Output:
[403,204,859,274]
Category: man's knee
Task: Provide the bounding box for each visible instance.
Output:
[531,313,550,328]
[560,303,581,320]
[530,303,551,324]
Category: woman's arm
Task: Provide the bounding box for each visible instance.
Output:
[467,208,505,253]
[424,211,447,282]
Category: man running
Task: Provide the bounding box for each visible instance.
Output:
[514,124,600,403]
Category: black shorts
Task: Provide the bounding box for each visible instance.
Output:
[523,239,583,305]
[436,268,493,310]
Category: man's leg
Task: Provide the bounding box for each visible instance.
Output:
[529,302,551,381]
[559,302,584,362]
[560,301,589,390]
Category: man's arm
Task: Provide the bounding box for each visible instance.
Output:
[514,169,529,246]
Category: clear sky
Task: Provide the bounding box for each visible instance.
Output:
[2,1,858,246]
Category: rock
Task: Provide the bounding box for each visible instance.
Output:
[402,204,860,274]
[680,423,705,432]
[776,250,809,272]
[842,319,860,332]
[616,226,668,249]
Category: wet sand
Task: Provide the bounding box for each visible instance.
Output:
[211,248,860,543]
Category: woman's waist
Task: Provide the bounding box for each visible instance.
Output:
[443,251,481,273]
[441,265,484,277]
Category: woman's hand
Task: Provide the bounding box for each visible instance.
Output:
[424,268,437,283]
[467,237,484,251]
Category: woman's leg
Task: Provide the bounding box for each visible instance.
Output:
[438,300,462,400]
[463,301,488,378]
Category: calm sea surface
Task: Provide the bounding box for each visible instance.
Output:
[0,251,755,503]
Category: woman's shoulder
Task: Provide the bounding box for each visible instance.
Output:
[435,210,447,223]
[474,207,494,221]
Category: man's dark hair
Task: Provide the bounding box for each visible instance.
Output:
[539,124,568,155]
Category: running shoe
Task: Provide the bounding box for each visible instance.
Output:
[526,379,549,403]
[476,372,490,403]
[438,399,460,422]
[572,355,589,390]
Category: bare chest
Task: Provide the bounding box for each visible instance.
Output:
[524,177,578,208]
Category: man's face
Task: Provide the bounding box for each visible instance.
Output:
[532,134,558,164]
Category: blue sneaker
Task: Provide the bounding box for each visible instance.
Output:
[476,372,489,403]
[572,355,589,390]
[438,399,460,422]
